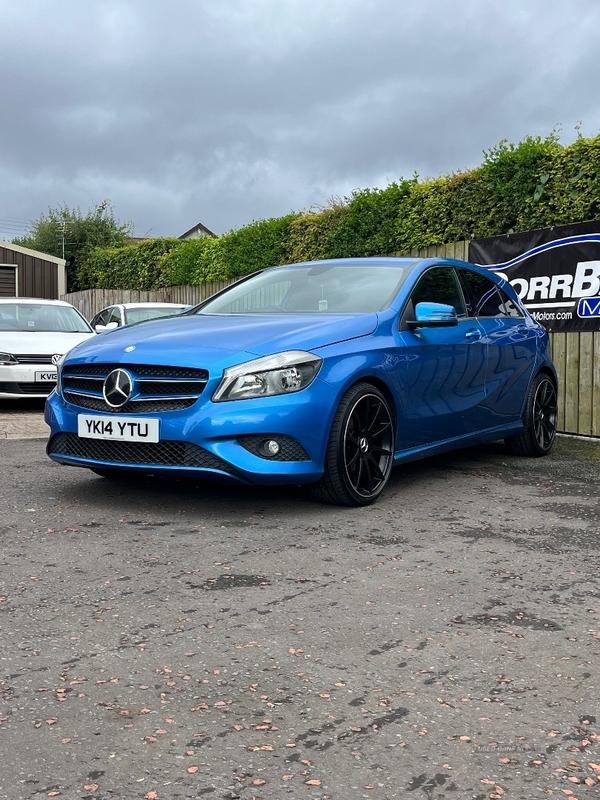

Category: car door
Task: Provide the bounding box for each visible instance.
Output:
[456,267,537,424]
[397,266,489,449]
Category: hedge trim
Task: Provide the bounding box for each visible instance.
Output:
[76,132,600,289]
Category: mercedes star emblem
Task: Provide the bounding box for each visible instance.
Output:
[103,368,133,408]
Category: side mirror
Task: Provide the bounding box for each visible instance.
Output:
[407,302,458,330]
[95,321,119,333]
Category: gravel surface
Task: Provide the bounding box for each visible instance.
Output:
[0,433,599,800]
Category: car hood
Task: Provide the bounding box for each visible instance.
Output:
[1,331,95,355]
[66,313,377,368]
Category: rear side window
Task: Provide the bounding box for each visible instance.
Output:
[497,285,523,317]
[458,269,522,318]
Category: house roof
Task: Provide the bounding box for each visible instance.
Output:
[0,239,66,266]
[179,222,217,239]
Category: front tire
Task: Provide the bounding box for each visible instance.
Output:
[310,382,395,506]
[505,372,557,457]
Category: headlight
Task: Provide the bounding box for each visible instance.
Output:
[213,350,322,402]
[0,352,18,365]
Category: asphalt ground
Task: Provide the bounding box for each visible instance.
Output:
[0,402,598,800]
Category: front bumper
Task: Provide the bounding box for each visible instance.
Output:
[0,364,57,398]
[45,380,338,486]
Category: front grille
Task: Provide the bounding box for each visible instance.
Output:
[65,364,207,379]
[49,433,235,473]
[61,363,208,413]
[0,381,55,395]
[138,381,206,396]
[15,355,54,365]
[237,435,310,461]
[64,393,196,413]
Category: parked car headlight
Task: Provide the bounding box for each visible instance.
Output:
[213,351,322,402]
[0,352,18,365]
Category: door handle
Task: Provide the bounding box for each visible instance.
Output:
[465,328,482,341]
[516,324,528,334]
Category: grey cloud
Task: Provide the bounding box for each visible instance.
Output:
[1,0,599,238]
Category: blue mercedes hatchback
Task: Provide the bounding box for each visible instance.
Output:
[45,257,557,506]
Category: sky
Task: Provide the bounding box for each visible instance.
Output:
[1,0,599,241]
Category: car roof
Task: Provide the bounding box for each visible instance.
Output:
[0,297,75,306]
[278,257,417,269]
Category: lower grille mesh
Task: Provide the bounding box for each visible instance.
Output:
[0,382,55,395]
[49,433,234,473]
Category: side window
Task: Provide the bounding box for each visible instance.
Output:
[458,269,519,318]
[409,267,466,316]
[92,309,109,327]
[107,307,122,325]
[497,285,524,318]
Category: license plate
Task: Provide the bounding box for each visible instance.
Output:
[77,414,160,443]
[35,370,57,382]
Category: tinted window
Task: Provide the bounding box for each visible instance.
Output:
[409,267,466,315]
[497,285,523,317]
[458,269,521,318]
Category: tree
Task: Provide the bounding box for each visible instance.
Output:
[14,200,133,291]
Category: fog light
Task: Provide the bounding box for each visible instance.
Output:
[263,439,281,456]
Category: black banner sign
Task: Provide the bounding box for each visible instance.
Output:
[468,221,600,332]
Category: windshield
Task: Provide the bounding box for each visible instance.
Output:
[125,307,185,324]
[0,302,92,333]
[196,263,409,315]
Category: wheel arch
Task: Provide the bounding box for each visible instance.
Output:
[536,365,558,389]
[309,377,396,506]
[342,375,398,431]
[515,365,558,423]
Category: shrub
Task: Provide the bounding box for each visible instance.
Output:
[78,239,181,289]
[77,132,600,289]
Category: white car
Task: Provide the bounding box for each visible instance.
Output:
[0,298,95,399]
[91,302,189,332]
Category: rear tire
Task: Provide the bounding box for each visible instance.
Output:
[310,382,394,506]
[505,372,557,457]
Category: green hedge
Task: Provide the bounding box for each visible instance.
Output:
[76,132,600,290]
[77,238,182,290]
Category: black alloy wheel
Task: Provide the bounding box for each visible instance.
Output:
[311,382,395,506]
[505,372,557,457]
